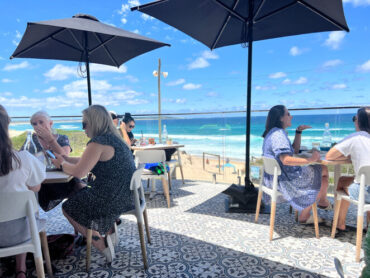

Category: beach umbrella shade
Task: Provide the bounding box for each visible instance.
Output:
[132,0,349,187]
[10,14,170,106]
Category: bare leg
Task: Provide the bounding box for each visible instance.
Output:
[336,176,354,230]
[317,165,330,207]
[298,205,312,222]
[15,254,27,278]
[62,209,106,251]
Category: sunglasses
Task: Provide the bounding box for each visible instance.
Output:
[352,115,357,122]
[129,125,135,128]
[111,115,117,120]
[82,121,87,129]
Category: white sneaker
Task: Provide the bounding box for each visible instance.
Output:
[102,234,115,263]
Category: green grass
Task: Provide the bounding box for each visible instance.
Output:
[11,130,89,157]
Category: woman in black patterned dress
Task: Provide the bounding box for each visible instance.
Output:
[52,105,136,262]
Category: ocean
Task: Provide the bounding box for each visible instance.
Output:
[10,113,355,160]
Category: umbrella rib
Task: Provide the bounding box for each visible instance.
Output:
[131,0,168,11]
[67,29,85,51]
[90,34,119,67]
[298,0,349,31]
[211,0,242,50]
[10,27,67,58]
[212,0,246,23]
[253,0,267,22]
[253,2,297,23]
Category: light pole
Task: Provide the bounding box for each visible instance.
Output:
[153,58,168,143]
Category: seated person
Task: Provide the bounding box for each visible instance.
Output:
[326,107,370,233]
[119,112,136,146]
[52,105,136,262]
[20,110,84,211]
[0,105,46,278]
[262,105,331,224]
[109,110,119,127]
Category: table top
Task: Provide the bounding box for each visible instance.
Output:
[297,151,351,165]
[44,170,73,184]
[131,143,184,151]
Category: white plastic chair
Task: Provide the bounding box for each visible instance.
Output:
[331,165,370,262]
[255,156,320,240]
[135,150,171,208]
[85,168,151,271]
[167,149,185,187]
[0,191,53,278]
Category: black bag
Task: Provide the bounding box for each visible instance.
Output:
[47,234,75,260]
[222,184,262,213]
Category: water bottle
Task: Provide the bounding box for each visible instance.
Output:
[24,131,37,154]
[321,123,332,152]
[162,124,168,143]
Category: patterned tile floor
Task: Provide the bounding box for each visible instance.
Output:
[2,179,366,277]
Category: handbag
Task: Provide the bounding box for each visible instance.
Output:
[144,163,170,175]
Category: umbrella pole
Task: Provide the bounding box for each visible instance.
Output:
[85,32,92,106]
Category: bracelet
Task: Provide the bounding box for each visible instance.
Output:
[295,129,302,134]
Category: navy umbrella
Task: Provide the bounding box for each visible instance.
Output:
[11,14,170,105]
[132,0,349,188]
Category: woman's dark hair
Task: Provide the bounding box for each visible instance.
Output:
[262,105,286,138]
[357,106,370,134]
[0,105,20,176]
[123,112,135,124]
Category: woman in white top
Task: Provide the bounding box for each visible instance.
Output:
[0,105,46,278]
[326,107,370,233]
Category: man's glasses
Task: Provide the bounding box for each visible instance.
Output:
[82,122,87,129]
[352,115,357,122]
[129,125,135,128]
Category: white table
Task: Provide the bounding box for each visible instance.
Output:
[44,170,73,184]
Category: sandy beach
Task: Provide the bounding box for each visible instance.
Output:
[9,129,24,138]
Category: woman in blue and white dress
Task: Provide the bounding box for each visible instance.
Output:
[262,105,331,224]
[326,107,370,233]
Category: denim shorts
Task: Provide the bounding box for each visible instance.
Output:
[348,182,370,204]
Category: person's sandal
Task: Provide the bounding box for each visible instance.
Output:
[317,202,333,211]
[15,270,27,278]
[299,215,325,225]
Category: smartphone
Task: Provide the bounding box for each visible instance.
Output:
[45,150,56,159]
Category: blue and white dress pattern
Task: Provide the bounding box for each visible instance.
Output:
[262,128,322,211]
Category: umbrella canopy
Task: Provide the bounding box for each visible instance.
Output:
[10,14,170,105]
[132,0,349,187]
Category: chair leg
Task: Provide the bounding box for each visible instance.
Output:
[294,210,298,222]
[34,256,45,278]
[168,171,172,191]
[269,201,276,241]
[356,215,364,262]
[177,152,185,184]
[137,222,148,269]
[161,177,171,208]
[40,231,54,278]
[86,229,92,272]
[312,202,320,239]
[143,209,151,244]
[331,199,342,238]
[255,188,263,223]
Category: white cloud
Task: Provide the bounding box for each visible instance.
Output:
[43,86,57,93]
[183,83,202,90]
[166,78,185,86]
[15,30,22,39]
[289,46,303,56]
[90,64,127,73]
[322,59,343,68]
[207,92,218,97]
[188,50,218,70]
[128,0,140,6]
[255,85,277,91]
[1,78,13,83]
[324,31,346,50]
[0,92,12,97]
[119,4,130,14]
[176,98,186,104]
[332,83,347,89]
[269,72,287,79]
[44,64,76,80]
[3,61,30,71]
[127,99,148,105]
[132,29,140,34]
[0,56,4,60]
[294,77,308,84]
[64,79,112,92]
[357,60,370,72]
[125,75,139,83]
[343,0,370,6]
[121,18,127,24]
[142,14,154,21]
[282,79,291,85]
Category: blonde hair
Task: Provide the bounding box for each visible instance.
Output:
[30,110,51,123]
[82,105,123,140]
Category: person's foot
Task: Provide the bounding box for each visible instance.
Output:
[317,199,333,210]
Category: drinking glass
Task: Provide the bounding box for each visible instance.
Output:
[312,142,320,151]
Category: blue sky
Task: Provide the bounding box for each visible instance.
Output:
[0,0,369,117]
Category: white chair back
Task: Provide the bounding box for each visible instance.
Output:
[130,168,145,223]
[357,165,370,185]
[262,157,281,176]
[135,150,166,165]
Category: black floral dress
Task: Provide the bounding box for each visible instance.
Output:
[62,133,136,234]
